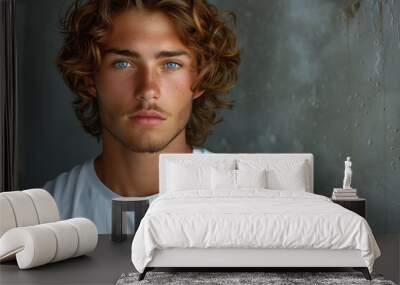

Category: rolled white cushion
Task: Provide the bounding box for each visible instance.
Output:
[0,191,39,227]
[42,221,79,262]
[0,196,17,237]
[0,226,57,269]
[64,218,98,257]
[0,218,98,269]
[0,189,60,239]
[23,189,59,224]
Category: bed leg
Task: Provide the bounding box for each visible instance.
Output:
[138,268,148,281]
[354,267,371,280]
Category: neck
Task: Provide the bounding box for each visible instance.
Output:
[94,130,193,197]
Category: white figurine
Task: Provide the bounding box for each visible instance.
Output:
[343,156,352,189]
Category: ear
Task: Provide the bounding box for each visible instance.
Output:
[84,76,97,98]
[87,85,97,98]
[192,89,205,100]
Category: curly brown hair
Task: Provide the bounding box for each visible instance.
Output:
[55,0,240,147]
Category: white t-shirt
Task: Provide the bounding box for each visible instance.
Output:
[43,148,211,234]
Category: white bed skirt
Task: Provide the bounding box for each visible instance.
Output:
[148,248,366,268]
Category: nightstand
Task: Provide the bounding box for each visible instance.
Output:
[111,197,150,242]
[332,198,366,218]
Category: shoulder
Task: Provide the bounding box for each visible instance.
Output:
[192,147,213,154]
[42,159,96,219]
[42,159,93,198]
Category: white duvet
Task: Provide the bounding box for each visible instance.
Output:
[131,190,381,273]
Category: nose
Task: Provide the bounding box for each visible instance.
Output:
[135,65,160,102]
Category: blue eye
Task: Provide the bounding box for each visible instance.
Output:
[113,60,131,69]
[164,62,181,69]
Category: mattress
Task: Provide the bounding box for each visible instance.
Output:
[131,189,381,273]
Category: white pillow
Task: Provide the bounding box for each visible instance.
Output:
[236,169,267,188]
[211,168,268,190]
[237,159,308,191]
[211,168,236,190]
[167,163,211,191]
[166,159,236,192]
[269,163,307,191]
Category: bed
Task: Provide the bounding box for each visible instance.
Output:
[131,153,381,281]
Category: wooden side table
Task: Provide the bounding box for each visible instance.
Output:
[332,198,366,218]
[112,197,150,242]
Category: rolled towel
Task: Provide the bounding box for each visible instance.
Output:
[0,189,59,238]
[0,218,98,269]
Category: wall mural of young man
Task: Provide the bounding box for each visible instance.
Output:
[43,0,241,234]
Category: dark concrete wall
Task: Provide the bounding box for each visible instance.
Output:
[17,0,400,233]
[16,0,101,189]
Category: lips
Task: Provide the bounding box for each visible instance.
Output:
[132,110,166,120]
[130,110,166,125]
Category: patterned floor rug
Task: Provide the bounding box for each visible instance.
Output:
[116,271,397,285]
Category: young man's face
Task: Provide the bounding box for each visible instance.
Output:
[94,8,202,153]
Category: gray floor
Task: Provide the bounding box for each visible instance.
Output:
[0,235,135,285]
[0,234,398,285]
[374,234,400,284]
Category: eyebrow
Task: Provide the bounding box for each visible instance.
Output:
[104,48,191,59]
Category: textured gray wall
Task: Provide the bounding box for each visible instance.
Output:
[17,0,400,233]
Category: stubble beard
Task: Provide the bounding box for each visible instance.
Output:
[102,119,188,154]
